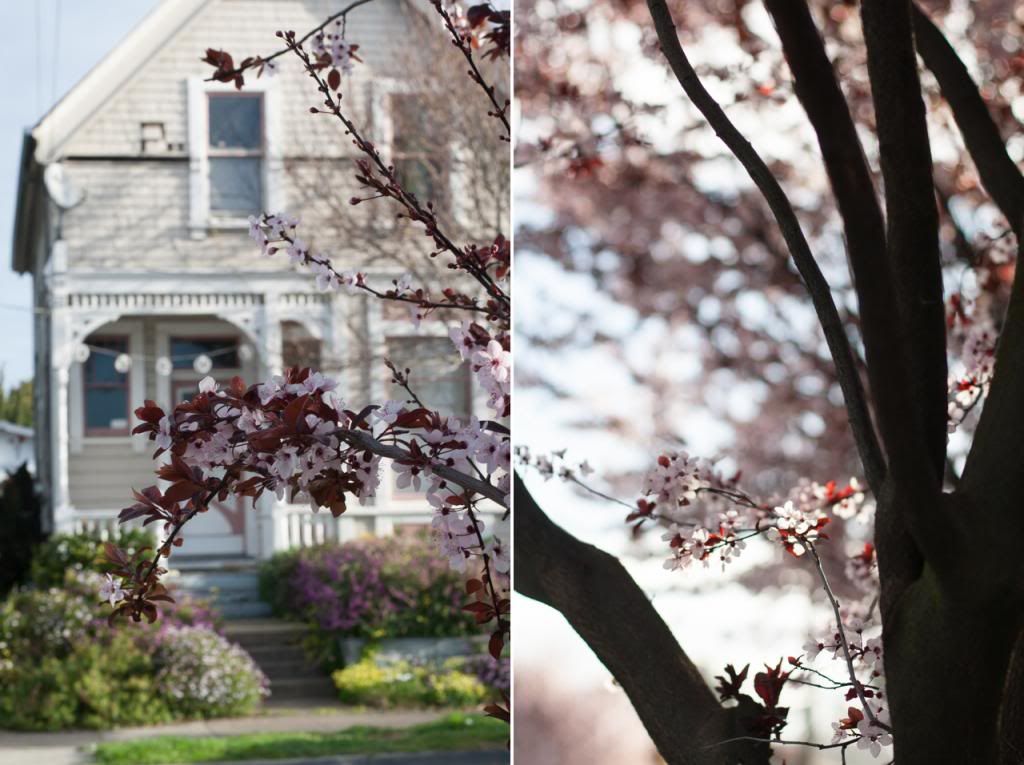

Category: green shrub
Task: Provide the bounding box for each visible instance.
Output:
[0,631,171,731]
[29,527,155,588]
[257,548,300,617]
[331,656,488,708]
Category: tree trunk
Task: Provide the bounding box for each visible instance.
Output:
[882,492,1023,764]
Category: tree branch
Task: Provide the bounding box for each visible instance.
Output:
[514,473,770,765]
[860,0,947,486]
[912,5,1024,509]
[912,4,1024,239]
[645,0,886,494]
[340,429,506,507]
[763,0,924,502]
[764,0,928,630]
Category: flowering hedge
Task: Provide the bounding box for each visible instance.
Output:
[153,626,268,718]
[0,568,262,731]
[260,532,478,650]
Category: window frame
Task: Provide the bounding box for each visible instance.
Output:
[187,77,282,235]
[168,334,242,373]
[389,92,448,207]
[82,335,132,437]
[207,92,265,218]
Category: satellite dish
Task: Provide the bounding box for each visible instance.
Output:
[44,163,85,210]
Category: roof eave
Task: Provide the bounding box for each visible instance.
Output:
[11,131,41,275]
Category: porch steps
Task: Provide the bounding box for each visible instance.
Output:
[166,556,272,619]
[223,618,339,706]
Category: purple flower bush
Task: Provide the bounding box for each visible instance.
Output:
[261,531,478,642]
[463,654,510,696]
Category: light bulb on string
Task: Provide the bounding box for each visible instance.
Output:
[155,357,173,376]
[238,343,254,362]
[193,354,213,374]
[73,344,91,363]
[114,354,133,374]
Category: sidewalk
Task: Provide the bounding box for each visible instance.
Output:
[0,708,467,765]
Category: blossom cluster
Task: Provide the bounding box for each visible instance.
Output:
[248,213,364,293]
[451,321,511,418]
[312,21,359,75]
[629,451,869,569]
[946,312,997,432]
[513,446,593,482]
[802,594,890,759]
[140,369,505,545]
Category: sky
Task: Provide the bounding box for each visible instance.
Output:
[0,0,160,387]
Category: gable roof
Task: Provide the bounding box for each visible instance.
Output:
[12,0,206,273]
[31,0,207,164]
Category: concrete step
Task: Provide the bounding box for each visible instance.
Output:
[166,562,271,621]
[218,600,273,619]
[170,570,263,592]
[256,658,326,679]
[266,676,338,703]
[222,617,337,706]
[222,618,307,638]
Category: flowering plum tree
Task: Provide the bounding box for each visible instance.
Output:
[516,0,1024,762]
[100,0,511,722]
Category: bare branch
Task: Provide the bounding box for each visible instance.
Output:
[911,5,1024,509]
[763,0,927,503]
[860,0,947,485]
[514,473,771,765]
[912,4,1024,239]
[644,0,885,494]
[343,428,506,506]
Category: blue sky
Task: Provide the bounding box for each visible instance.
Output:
[0,0,159,387]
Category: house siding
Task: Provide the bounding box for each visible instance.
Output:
[69,441,155,510]
[58,0,412,274]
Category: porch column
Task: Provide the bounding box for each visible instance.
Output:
[263,291,284,377]
[258,292,285,556]
[50,309,74,533]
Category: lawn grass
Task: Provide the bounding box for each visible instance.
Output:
[92,713,506,764]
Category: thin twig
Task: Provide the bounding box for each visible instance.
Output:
[808,542,890,732]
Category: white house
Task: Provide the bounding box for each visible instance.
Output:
[12,0,504,560]
[0,421,34,480]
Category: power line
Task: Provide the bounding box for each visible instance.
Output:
[35,0,42,117]
[51,0,61,110]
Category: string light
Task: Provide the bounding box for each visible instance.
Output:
[75,341,247,364]
[193,354,213,374]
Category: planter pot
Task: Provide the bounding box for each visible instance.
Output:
[339,635,486,666]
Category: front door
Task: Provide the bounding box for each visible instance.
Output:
[172,380,247,557]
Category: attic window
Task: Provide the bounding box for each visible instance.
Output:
[208,93,263,217]
[140,122,166,154]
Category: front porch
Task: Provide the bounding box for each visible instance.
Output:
[68,500,469,561]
